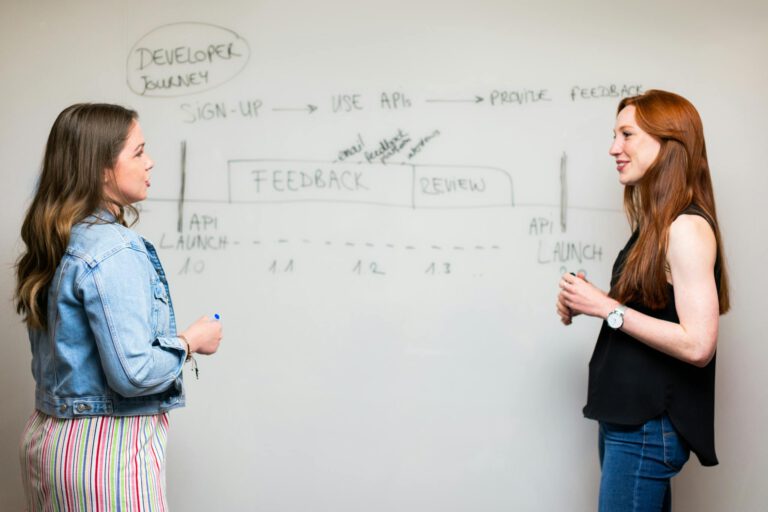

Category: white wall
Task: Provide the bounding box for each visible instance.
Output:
[1,1,766,510]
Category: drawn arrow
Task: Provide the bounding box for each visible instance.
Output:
[425,96,484,104]
[272,104,318,114]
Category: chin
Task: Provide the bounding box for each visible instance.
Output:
[618,174,638,186]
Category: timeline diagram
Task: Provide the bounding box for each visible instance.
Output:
[129,21,624,280]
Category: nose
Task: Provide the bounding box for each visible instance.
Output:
[145,153,155,171]
[608,137,622,157]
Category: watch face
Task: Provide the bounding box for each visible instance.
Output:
[607,311,623,329]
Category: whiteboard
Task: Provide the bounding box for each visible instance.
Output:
[1,1,767,510]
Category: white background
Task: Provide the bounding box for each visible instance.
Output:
[1,1,766,510]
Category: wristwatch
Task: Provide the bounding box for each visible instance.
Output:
[606,305,627,330]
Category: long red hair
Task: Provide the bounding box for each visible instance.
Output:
[610,90,729,314]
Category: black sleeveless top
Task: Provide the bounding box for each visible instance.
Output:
[583,207,720,466]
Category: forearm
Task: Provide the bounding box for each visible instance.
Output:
[618,307,718,367]
[104,342,185,397]
[559,273,718,367]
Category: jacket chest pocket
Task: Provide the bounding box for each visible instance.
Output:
[152,282,171,336]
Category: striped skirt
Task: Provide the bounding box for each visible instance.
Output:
[19,410,169,511]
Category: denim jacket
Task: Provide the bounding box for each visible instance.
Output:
[30,211,186,418]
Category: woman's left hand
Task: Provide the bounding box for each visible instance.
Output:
[558,273,618,320]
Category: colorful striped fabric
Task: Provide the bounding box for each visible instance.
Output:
[19,410,169,511]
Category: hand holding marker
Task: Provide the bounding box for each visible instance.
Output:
[561,272,586,324]
[179,313,223,379]
[194,314,221,379]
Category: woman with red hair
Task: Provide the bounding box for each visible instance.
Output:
[557,90,729,511]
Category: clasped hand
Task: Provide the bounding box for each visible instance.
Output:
[556,272,618,325]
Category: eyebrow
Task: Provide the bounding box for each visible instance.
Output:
[133,142,145,153]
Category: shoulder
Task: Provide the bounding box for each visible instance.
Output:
[68,220,145,267]
[668,214,716,265]
[669,214,715,244]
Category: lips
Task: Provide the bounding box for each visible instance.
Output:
[616,160,629,171]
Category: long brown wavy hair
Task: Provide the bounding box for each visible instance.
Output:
[15,103,139,329]
[610,90,729,314]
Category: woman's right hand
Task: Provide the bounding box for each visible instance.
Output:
[556,272,588,326]
[556,292,574,325]
[180,316,223,355]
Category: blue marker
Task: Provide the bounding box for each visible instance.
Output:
[213,313,220,320]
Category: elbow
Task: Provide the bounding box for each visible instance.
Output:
[689,352,714,368]
[106,357,180,398]
[107,377,152,398]
[687,339,717,368]
[108,375,176,398]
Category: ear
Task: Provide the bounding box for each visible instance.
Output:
[102,169,117,199]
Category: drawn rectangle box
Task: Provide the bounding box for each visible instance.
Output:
[413,165,514,208]
[227,160,413,207]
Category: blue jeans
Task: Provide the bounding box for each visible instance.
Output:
[598,415,690,512]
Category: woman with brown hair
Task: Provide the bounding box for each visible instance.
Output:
[16,103,222,509]
[557,90,729,511]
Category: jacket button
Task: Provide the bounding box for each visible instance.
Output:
[76,403,91,412]
[59,404,67,413]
